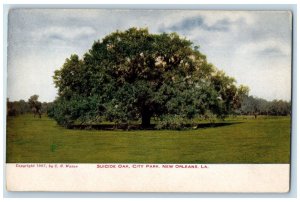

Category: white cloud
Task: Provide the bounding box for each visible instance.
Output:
[33,26,96,42]
[201,11,256,27]
[237,38,291,58]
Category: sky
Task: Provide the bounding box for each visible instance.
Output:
[7,9,292,102]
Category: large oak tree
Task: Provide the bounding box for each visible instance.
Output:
[49,28,248,128]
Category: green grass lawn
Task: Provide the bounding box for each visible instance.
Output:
[6,114,291,163]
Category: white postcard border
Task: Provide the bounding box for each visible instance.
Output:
[6,163,290,192]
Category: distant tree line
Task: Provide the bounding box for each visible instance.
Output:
[236,95,291,117]
[7,95,53,117]
[7,94,290,120]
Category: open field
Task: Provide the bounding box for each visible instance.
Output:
[6,114,290,163]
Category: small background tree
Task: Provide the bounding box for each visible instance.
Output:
[28,95,42,118]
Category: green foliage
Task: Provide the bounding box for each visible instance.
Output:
[28,95,40,109]
[210,70,249,117]
[50,28,248,128]
[269,100,291,115]
[7,97,49,117]
[7,99,30,116]
[28,95,42,118]
[155,115,186,130]
[238,95,291,116]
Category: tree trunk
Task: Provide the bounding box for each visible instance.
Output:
[141,111,151,128]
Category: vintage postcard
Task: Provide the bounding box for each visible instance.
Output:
[6,9,292,192]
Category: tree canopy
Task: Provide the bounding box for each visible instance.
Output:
[49,27,248,128]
